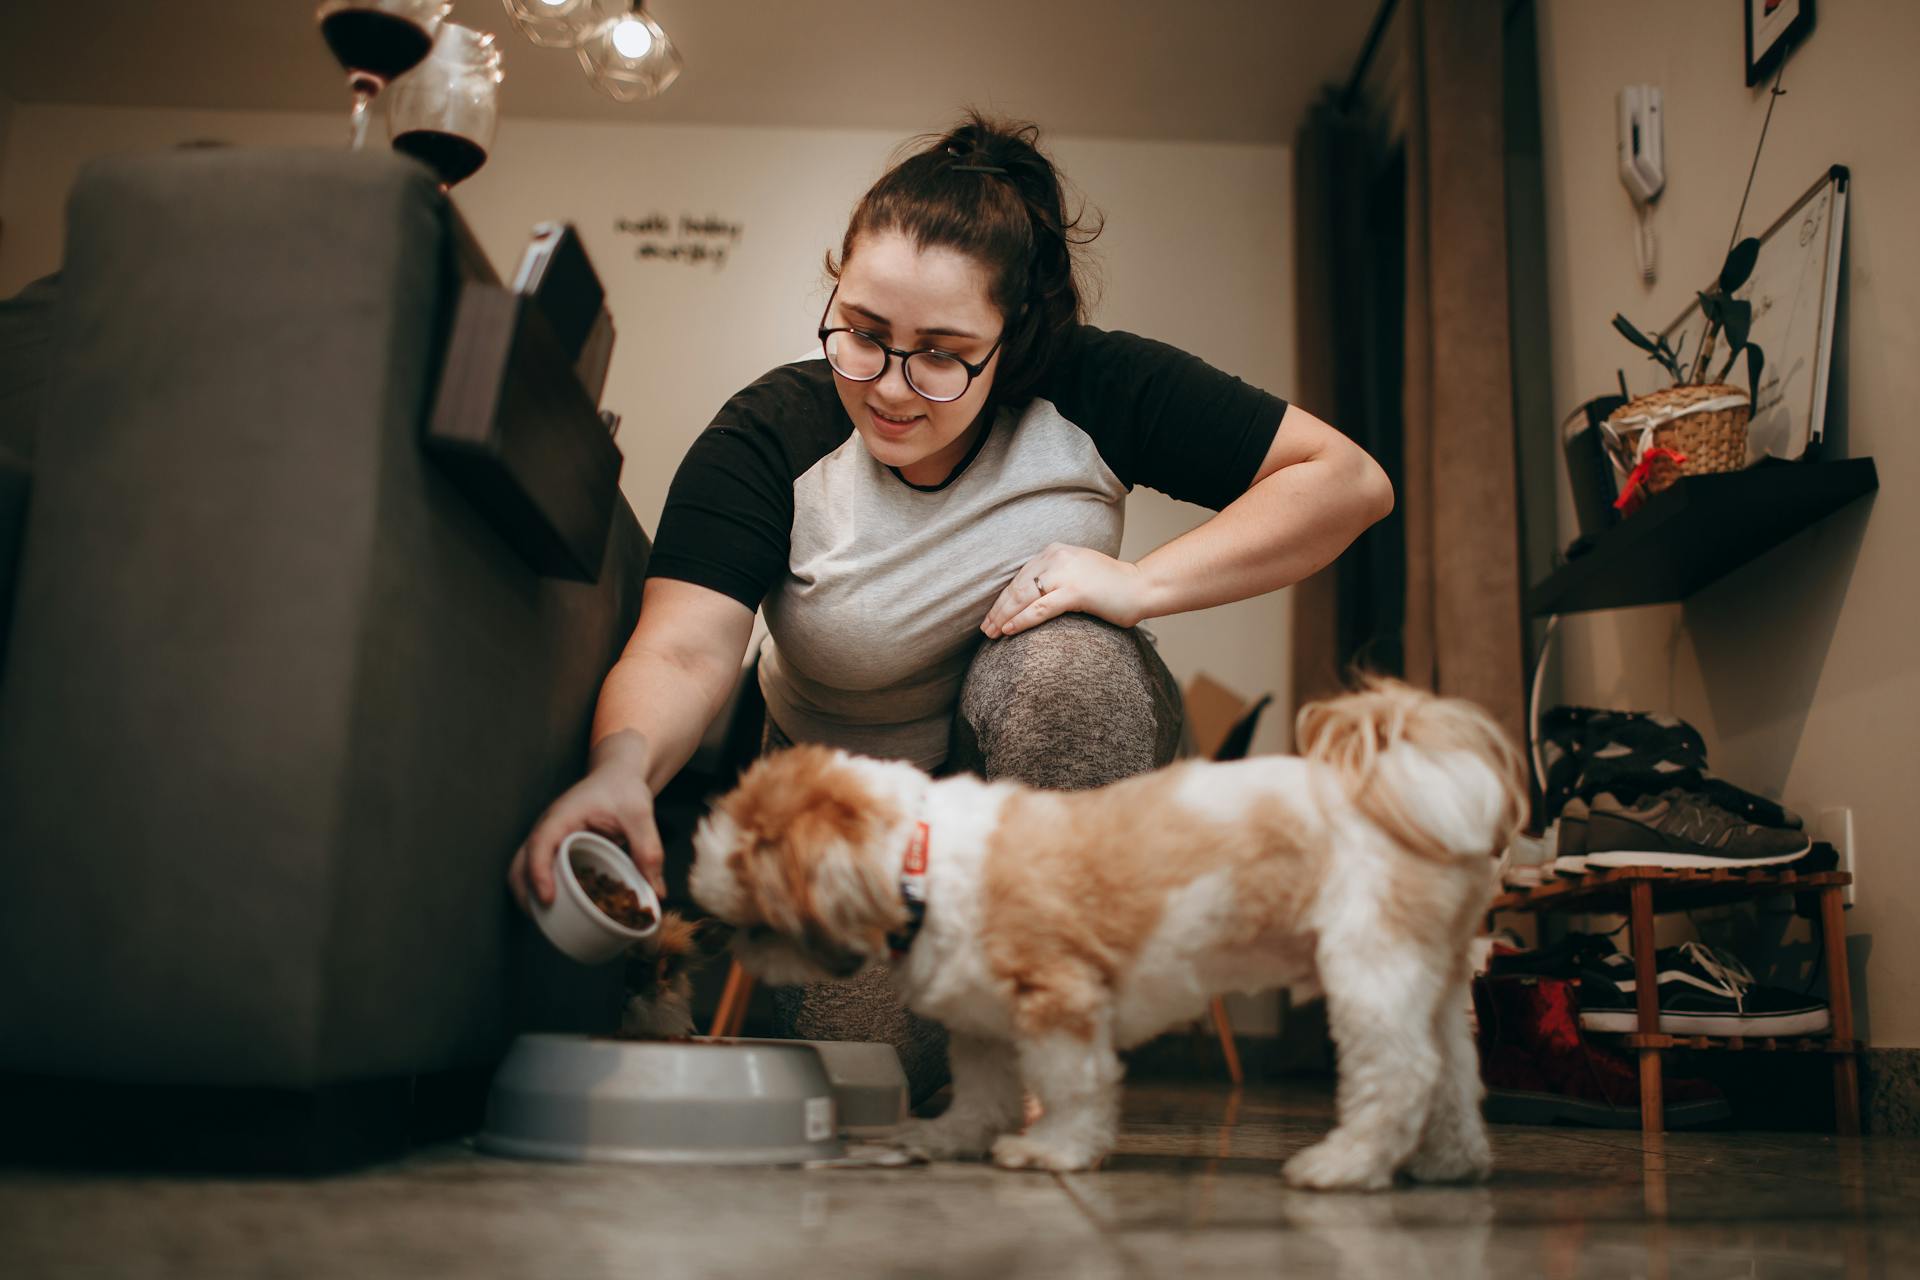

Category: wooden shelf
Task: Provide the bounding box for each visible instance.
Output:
[1527,457,1878,616]
[1612,1033,1860,1055]
[1492,866,1851,916]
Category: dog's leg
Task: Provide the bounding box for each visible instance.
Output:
[1405,973,1493,1184]
[1283,938,1446,1191]
[990,1024,1123,1173]
[889,1033,1023,1160]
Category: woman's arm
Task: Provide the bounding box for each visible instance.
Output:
[982,404,1391,637]
[509,578,755,906]
[591,578,759,790]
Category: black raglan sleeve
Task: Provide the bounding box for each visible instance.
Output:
[1036,326,1289,511]
[645,361,849,609]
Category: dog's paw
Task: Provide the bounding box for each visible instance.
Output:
[1403,1139,1492,1185]
[990,1133,1101,1173]
[886,1118,997,1161]
[1281,1137,1396,1192]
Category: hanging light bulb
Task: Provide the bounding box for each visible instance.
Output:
[500,0,598,49]
[578,2,681,102]
[610,14,654,59]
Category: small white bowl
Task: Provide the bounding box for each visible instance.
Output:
[533,831,662,964]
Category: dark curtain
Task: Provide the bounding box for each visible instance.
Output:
[1290,52,1408,706]
[1292,0,1528,742]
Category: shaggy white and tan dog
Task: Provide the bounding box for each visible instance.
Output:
[690,679,1526,1188]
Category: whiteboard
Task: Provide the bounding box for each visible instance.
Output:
[1659,166,1848,464]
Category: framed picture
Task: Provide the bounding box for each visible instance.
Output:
[1658,166,1849,464]
[1746,0,1815,86]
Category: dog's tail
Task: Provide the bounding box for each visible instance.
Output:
[1296,676,1528,861]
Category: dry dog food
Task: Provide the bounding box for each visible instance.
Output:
[577,866,656,930]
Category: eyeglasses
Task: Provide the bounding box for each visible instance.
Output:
[817,290,1007,404]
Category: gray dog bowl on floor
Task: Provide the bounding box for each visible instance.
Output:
[704,1038,909,1135]
[478,1034,846,1165]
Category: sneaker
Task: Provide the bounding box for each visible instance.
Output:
[1575,941,1832,1036]
[1475,973,1732,1128]
[1502,830,1553,888]
[1694,776,1803,832]
[1488,929,1622,980]
[1585,790,1812,869]
[1552,796,1594,875]
[1541,708,1709,820]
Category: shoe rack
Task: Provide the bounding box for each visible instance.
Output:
[1491,866,1860,1135]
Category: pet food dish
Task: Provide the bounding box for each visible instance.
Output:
[705,1038,908,1135]
[533,831,662,964]
[477,1034,846,1165]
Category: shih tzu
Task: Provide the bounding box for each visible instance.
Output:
[689,678,1526,1188]
[618,912,724,1040]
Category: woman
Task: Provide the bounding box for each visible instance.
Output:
[508,113,1392,1095]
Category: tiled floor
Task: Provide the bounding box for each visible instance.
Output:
[5,1081,1918,1278]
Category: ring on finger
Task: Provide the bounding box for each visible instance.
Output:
[1034,574,1046,593]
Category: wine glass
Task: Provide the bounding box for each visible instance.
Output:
[315,0,453,150]
[388,24,504,189]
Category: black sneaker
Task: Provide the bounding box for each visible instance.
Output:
[1585,790,1811,869]
[1551,795,1595,875]
[1576,942,1831,1036]
[1539,708,1707,821]
[1487,929,1622,980]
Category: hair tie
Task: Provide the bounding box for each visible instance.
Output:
[950,163,1008,175]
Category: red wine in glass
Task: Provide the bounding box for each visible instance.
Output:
[392,129,489,186]
[315,2,443,149]
[320,9,433,84]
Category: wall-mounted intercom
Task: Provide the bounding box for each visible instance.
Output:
[1617,84,1665,283]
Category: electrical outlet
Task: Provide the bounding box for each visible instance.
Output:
[1814,807,1856,907]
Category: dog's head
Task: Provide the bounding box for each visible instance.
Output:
[620,911,731,1039]
[690,745,910,983]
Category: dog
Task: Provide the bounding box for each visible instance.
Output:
[618,912,727,1040]
[689,678,1526,1188]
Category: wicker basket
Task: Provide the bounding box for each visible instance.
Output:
[1603,382,1750,506]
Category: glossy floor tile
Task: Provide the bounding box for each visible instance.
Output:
[4,1080,1917,1278]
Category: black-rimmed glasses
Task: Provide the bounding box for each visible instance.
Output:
[817,291,1007,403]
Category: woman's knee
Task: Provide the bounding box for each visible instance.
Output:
[956,614,1181,787]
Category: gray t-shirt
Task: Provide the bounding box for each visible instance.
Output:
[647,325,1288,769]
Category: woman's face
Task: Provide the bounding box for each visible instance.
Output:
[826,229,1005,486]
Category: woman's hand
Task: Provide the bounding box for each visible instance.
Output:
[507,730,666,912]
[980,543,1154,639]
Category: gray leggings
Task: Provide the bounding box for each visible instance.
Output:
[763,614,1184,1101]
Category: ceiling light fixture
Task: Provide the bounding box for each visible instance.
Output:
[500,0,682,100]
[576,3,682,102]
[500,0,596,48]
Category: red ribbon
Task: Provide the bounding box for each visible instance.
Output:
[1614,446,1688,511]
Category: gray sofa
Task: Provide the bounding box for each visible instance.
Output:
[0,149,646,1169]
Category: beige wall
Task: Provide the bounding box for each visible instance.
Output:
[1536,4,1920,1044]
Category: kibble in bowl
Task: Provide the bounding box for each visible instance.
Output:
[533,831,663,964]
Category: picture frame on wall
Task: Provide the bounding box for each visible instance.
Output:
[1658,166,1848,465]
[1745,0,1815,86]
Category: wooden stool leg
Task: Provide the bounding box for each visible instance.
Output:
[1209,997,1244,1087]
[1629,880,1664,1134]
[709,960,750,1039]
[1819,886,1862,1136]
[722,970,756,1038]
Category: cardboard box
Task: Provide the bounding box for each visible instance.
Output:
[1182,673,1274,761]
